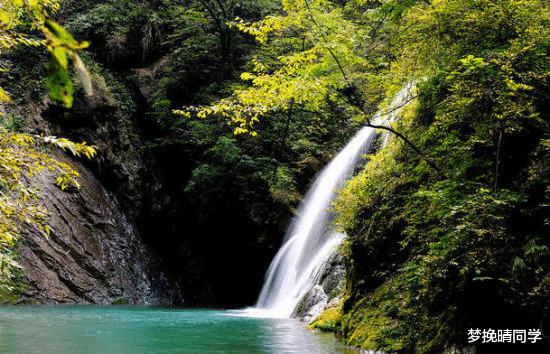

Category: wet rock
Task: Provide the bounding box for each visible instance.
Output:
[3,56,185,305]
[18,152,179,305]
[292,251,345,322]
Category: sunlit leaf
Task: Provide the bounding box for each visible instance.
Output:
[46,54,74,108]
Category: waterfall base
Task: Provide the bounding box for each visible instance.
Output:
[291,250,345,322]
[233,248,346,322]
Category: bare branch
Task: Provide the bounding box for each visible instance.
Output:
[494,124,503,194]
[361,120,441,171]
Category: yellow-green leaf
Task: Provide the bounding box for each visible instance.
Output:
[46,55,74,108]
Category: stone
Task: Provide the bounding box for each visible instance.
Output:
[18,152,177,305]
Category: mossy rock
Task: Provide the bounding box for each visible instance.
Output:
[339,281,410,352]
[308,295,346,331]
[309,307,342,331]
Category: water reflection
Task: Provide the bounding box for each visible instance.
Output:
[0,306,357,353]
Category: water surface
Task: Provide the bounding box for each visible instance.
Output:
[0,306,356,353]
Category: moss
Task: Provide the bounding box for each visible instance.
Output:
[338,282,409,352]
[0,288,26,305]
[309,308,342,331]
[112,298,127,305]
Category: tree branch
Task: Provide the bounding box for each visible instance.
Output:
[362,120,441,171]
[302,0,441,172]
[303,0,353,89]
[276,98,294,158]
[494,124,503,194]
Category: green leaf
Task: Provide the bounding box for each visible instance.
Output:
[46,54,74,108]
[473,276,493,281]
[45,20,89,50]
[51,46,68,68]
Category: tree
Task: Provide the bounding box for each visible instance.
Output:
[0,0,96,296]
[173,0,443,170]
[1,0,92,108]
[174,0,372,133]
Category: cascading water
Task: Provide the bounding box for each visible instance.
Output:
[245,85,414,319]
[252,126,379,318]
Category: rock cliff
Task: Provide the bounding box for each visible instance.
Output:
[5,67,182,304]
[19,152,176,304]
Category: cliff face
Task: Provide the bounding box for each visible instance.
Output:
[1,42,285,306]
[19,152,176,304]
[6,67,182,305]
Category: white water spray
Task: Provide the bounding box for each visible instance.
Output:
[243,85,414,319]
[253,126,378,318]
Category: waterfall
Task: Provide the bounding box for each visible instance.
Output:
[244,85,414,319]
[249,127,377,318]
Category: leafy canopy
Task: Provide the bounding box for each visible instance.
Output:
[0,0,92,108]
[174,0,371,135]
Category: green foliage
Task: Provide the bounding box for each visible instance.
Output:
[43,20,92,108]
[322,0,550,351]
[112,298,127,305]
[184,135,277,205]
[79,53,137,117]
[66,0,152,36]
[46,47,75,108]
[0,246,26,304]
[175,0,371,134]
[269,165,301,205]
[0,2,98,298]
[0,128,97,242]
[2,114,25,133]
[0,0,92,108]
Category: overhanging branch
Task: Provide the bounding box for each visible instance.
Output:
[303,0,441,172]
[362,120,441,171]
